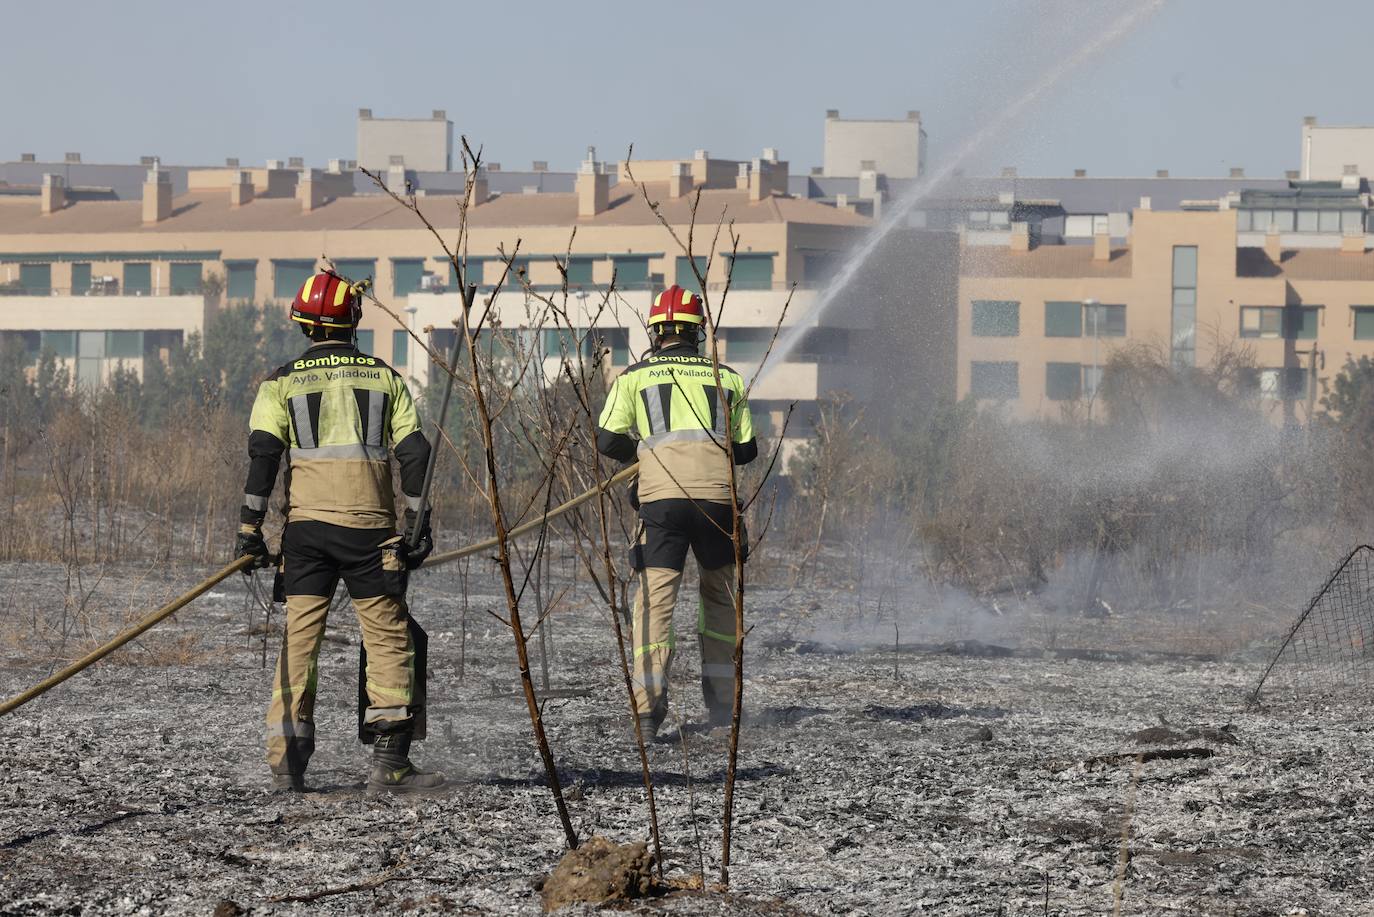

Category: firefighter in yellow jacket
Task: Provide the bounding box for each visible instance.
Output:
[596,285,758,735]
[235,270,444,793]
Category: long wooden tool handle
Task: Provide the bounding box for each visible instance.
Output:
[0,555,255,717]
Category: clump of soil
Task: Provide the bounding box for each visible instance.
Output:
[540,836,654,912]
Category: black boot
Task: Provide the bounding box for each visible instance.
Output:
[271,772,307,793]
[367,730,447,794]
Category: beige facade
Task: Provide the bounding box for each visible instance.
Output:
[0,158,871,446]
[1301,118,1374,181]
[823,110,925,179]
[959,208,1374,423]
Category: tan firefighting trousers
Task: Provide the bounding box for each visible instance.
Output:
[266,593,415,774]
[631,564,738,724]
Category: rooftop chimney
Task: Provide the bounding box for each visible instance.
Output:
[1230,167,1245,178]
[1285,169,1300,180]
[763,147,779,163]
[1342,164,1361,191]
[139,155,156,166]
[40,174,66,215]
[1156,169,1169,178]
[266,159,283,170]
[432,109,446,120]
[860,159,876,171]
[810,166,822,176]
[577,147,608,217]
[230,170,254,208]
[1073,169,1087,177]
[1010,221,1031,252]
[327,158,343,173]
[65,152,81,163]
[749,159,767,202]
[20,153,35,163]
[288,156,305,169]
[1265,225,1282,262]
[736,162,752,192]
[532,160,548,172]
[226,157,240,168]
[470,167,489,206]
[693,149,709,161]
[668,161,691,199]
[387,162,408,194]
[388,154,405,166]
[1303,115,1317,127]
[859,169,880,201]
[1093,228,1110,261]
[907,110,921,121]
[359,108,373,119]
[142,164,172,224]
[826,109,840,119]
[1001,166,1017,178]
[487,162,501,172]
[1139,196,1152,211]
[298,168,325,212]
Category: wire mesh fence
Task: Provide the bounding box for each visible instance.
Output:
[1251,545,1374,705]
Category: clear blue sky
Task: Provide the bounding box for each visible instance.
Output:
[5,0,1368,178]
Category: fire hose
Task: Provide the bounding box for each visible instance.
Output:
[0,463,639,718]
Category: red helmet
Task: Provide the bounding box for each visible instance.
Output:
[290,271,362,330]
[648,285,706,329]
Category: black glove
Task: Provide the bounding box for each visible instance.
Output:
[235,523,271,569]
[401,508,433,571]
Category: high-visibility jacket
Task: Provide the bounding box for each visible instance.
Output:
[241,340,430,530]
[596,343,758,503]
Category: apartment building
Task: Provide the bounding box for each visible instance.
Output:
[958,188,1374,423]
[0,144,875,449]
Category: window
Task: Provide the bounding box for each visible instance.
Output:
[105,330,143,359]
[967,211,1010,229]
[40,330,75,358]
[451,258,483,288]
[124,262,151,296]
[169,262,202,295]
[727,254,773,290]
[334,259,376,284]
[542,328,579,356]
[724,328,772,362]
[970,361,1018,399]
[19,263,51,295]
[273,260,314,300]
[1240,306,1283,338]
[611,256,649,288]
[1172,246,1198,366]
[1356,307,1374,341]
[1083,364,1103,398]
[1045,301,1082,337]
[392,259,425,296]
[1343,211,1364,234]
[1297,210,1319,233]
[588,327,630,365]
[1320,210,1341,233]
[1237,210,1252,232]
[1085,304,1126,337]
[76,331,104,387]
[355,330,374,354]
[1045,362,1081,401]
[803,253,838,285]
[391,329,409,368]
[1064,214,1109,238]
[71,263,91,295]
[1288,306,1320,340]
[1254,368,1308,400]
[676,256,707,294]
[566,257,595,286]
[971,300,1019,337]
[226,261,256,300]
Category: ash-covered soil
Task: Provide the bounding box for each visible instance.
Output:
[0,558,1365,915]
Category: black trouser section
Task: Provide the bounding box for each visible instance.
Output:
[281,520,401,598]
[634,499,744,572]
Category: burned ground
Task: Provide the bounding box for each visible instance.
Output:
[0,559,1365,915]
